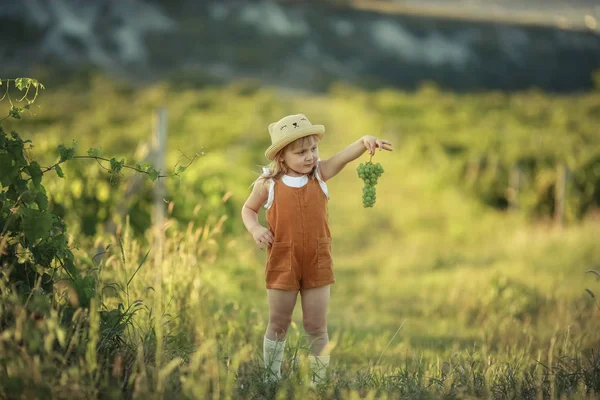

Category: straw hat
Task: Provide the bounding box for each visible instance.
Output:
[265,114,325,160]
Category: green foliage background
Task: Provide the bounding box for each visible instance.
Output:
[4,74,600,240]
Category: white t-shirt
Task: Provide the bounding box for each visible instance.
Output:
[262,158,330,210]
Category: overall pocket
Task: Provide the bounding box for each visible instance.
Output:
[267,241,292,272]
[317,237,333,269]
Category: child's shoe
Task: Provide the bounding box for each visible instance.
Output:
[308,354,330,388]
[263,336,286,384]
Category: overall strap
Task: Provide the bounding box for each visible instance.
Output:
[262,167,276,210]
[315,160,330,200]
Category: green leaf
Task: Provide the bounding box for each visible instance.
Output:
[176,165,186,174]
[15,78,28,91]
[6,139,27,168]
[87,147,101,157]
[57,144,75,162]
[147,167,160,182]
[55,164,64,178]
[4,377,24,395]
[9,106,22,119]
[21,209,53,244]
[11,178,28,196]
[10,131,22,142]
[110,157,124,173]
[20,190,36,204]
[83,275,96,289]
[27,161,42,189]
[82,288,95,303]
[36,191,49,211]
[108,172,121,186]
[0,153,17,186]
[27,79,45,90]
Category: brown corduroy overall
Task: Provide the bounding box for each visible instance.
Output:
[265,176,335,291]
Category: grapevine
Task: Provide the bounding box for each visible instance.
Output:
[0,77,201,301]
[357,155,385,208]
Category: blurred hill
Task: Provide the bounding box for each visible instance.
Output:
[356,0,599,29]
[0,0,599,92]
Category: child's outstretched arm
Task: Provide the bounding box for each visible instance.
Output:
[319,135,392,182]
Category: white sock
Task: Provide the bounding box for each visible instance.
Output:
[263,336,286,381]
[308,354,330,385]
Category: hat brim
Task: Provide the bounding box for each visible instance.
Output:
[265,125,325,160]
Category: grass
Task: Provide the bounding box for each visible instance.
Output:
[51,153,600,397]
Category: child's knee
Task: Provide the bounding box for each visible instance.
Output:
[302,320,327,336]
[268,315,292,336]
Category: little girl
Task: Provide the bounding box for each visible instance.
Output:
[241,113,392,387]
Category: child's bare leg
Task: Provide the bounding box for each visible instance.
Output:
[266,288,298,340]
[300,285,330,355]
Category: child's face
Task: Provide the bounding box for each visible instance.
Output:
[280,135,319,176]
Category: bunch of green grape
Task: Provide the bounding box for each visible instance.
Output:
[357,161,385,208]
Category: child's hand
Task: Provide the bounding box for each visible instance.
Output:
[362,135,393,156]
[251,225,274,250]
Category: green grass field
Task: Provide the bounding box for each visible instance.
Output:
[1,75,599,398]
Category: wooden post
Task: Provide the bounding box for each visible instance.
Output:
[151,107,167,379]
[153,107,167,271]
[554,163,566,228]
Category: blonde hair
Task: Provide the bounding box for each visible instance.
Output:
[251,134,320,189]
